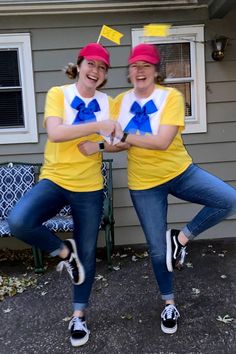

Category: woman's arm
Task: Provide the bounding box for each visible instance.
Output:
[46,117,116,143]
[78,140,129,156]
[124,125,179,150]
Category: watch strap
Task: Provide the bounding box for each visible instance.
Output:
[98,141,105,151]
[121,132,129,143]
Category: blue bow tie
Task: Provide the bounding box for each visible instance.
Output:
[71,96,101,124]
[124,100,158,135]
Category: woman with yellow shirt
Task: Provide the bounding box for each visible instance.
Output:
[8,42,115,347]
[114,43,236,334]
[80,43,236,335]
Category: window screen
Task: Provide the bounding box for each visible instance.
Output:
[157,43,192,118]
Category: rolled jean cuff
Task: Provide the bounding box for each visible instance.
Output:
[161,293,174,301]
[74,302,88,311]
[182,225,195,241]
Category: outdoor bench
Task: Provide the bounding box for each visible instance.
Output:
[0,160,115,273]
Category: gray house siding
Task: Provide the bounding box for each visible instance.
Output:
[0,6,236,247]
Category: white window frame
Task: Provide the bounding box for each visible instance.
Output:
[0,33,38,144]
[131,25,207,134]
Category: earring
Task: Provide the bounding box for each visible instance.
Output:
[154,73,158,78]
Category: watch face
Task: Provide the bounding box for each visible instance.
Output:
[99,142,105,151]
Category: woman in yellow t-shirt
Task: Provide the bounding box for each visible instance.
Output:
[8,42,115,347]
[79,43,236,335]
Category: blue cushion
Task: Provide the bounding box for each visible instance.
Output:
[0,164,35,220]
[0,219,11,236]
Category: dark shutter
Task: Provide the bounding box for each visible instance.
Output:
[0,49,24,128]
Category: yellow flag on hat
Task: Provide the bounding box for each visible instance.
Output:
[144,24,171,37]
[98,25,124,45]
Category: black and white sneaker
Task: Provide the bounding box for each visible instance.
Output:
[161,304,180,334]
[69,316,90,347]
[166,229,187,272]
[56,239,85,285]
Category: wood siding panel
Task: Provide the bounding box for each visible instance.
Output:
[183,122,236,145]
[206,82,236,103]
[114,204,236,227]
[207,102,236,123]
[206,61,236,82]
[112,219,236,246]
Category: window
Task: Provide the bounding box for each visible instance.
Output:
[0,33,38,144]
[132,25,206,134]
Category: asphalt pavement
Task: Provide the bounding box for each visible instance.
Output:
[0,238,236,354]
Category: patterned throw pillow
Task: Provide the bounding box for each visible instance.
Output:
[58,204,71,216]
[0,165,35,219]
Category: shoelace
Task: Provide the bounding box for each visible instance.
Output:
[69,317,88,332]
[56,256,73,274]
[161,305,180,320]
[179,247,187,265]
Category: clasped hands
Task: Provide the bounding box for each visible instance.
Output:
[98,120,124,145]
[78,120,128,156]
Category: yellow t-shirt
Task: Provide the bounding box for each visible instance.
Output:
[40,84,112,192]
[112,85,192,190]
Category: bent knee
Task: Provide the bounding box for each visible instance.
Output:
[8,210,30,235]
[8,215,25,235]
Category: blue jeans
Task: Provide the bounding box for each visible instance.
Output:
[130,164,236,301]
[8,179,104,311]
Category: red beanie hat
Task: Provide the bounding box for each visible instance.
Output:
[78,42,110,67]
[128,43,160,65]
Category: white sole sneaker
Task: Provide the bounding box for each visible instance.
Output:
[70,331,90,347]
[166,229,173,272]
[66,239,85,285]
[57,239,85,285]
[161,322,178,334]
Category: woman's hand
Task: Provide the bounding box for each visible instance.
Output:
[78,141,99,156]
[114,121,124,141]
[98,120,116,137]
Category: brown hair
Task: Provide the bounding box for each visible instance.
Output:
[64,57,108,88]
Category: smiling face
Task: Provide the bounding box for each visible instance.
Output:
[76,59,107,97]
[129,61,157,98]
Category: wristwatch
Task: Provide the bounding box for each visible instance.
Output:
[121,132,129,143]
[98,141,105,151]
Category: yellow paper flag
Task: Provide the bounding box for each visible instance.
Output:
[144,24,171,37]
[98,25,124,45]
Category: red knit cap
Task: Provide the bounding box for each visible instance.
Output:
[128,43,160,65]
[78,42,110,67]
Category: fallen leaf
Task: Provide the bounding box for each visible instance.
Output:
[113,266,120,271]
[121,314,133,320]
[62,316,72,322]
[192,288,200,295]
[3,308,12,313]
[216,315,234,324]
[186,262,193,268]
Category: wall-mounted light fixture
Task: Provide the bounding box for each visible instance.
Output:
[211,36,229,61]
